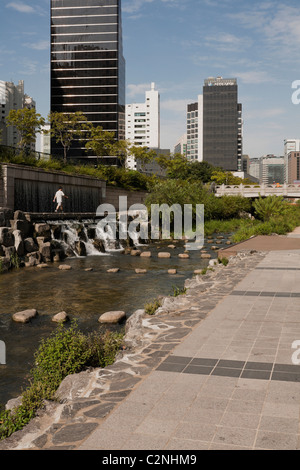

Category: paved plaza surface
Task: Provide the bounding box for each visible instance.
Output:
[2,231,300,451]
[78,232,300,451]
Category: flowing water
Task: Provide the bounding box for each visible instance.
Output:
[0,235,229,409]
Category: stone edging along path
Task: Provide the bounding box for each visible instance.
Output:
[0,249,265,450]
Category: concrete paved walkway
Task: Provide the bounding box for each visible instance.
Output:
[77,241,300,450]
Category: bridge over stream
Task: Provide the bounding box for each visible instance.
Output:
[215,183,300,198]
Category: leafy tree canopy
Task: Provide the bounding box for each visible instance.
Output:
[6,108,45,151]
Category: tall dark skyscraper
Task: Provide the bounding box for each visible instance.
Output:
[203,77,242,171]
[50,0,125,160]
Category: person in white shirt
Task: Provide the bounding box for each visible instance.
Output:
[53,187,68,212]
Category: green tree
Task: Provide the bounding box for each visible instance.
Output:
[186,161,216,183]
[211,170,244,185]
[129,145,157,170]
[110,139,130,167]
[48,111,89,163]
[85,125,116,165]
[155,153,189,179]
[6,108,45,152]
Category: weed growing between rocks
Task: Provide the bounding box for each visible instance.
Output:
[0,320,124,440]
[144,298,162,315]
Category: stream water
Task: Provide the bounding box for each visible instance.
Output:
[0,236,229,409]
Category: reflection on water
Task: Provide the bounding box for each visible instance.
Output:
[0,238,226,407]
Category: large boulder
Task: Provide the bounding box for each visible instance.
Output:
[75,240,86,257]
[0,209,14,227]
[0,256,11,272]
[34,223,51,239]
[10,219,31,238]
[13,210,27,221]
[13,230,24,257]
[0,228,14,247]
[25,251,42,267]
[24,238,39,253]
[39,242,52,262]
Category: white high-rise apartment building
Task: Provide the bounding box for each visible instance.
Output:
[284,139,300,182]
[126,82,160,169]
[0,80,36,148]
[186,95,203,162]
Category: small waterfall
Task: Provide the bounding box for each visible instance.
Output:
[48,220,108,258]
[95,222,124,252]
[46,216,148,259]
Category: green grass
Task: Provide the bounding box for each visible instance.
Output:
[144,298,162,315]
[204,218,254,237]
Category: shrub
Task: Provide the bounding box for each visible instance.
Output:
[253,195,286,221]
[0,321,124,440]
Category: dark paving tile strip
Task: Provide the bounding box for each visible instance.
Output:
[256,267,300,270]
[156,356,300,383]
[230,291,300,298]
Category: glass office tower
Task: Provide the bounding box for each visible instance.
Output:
[203,77,241,171]
[50,0,125,161]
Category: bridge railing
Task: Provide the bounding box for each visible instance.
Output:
[215,183,300,198]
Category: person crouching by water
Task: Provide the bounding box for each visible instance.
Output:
[53,187,69,212]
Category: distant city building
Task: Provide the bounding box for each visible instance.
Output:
[249,158,260,181]
[186,96,203,162]
[203,77,242,171]
[50,0,125,161]
[40,124,51,157]
[126,82,160,147]
[241,154,250,173]
[0,80,36,149]
[284,139,300,182]
[287,151,300,183]
[259,155,285,184]
[185,77,242,170]
[126,82,160,170]
[174,133,187,156]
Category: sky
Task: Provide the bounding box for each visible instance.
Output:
[1,0,300,159]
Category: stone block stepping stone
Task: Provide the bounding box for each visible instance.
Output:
[98,311,126,324]
[12,309,37,323]
[178,253,189,259]
[107,268,120,273]
[37,263,49,268]
[140,251,151,257]
[131,249,141,256]
[135,268,147,274]
[59,265,72,270]
[52,311,69,323]
[158,252,171,258]
[201,253,211,259]
[168,269,177,274]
